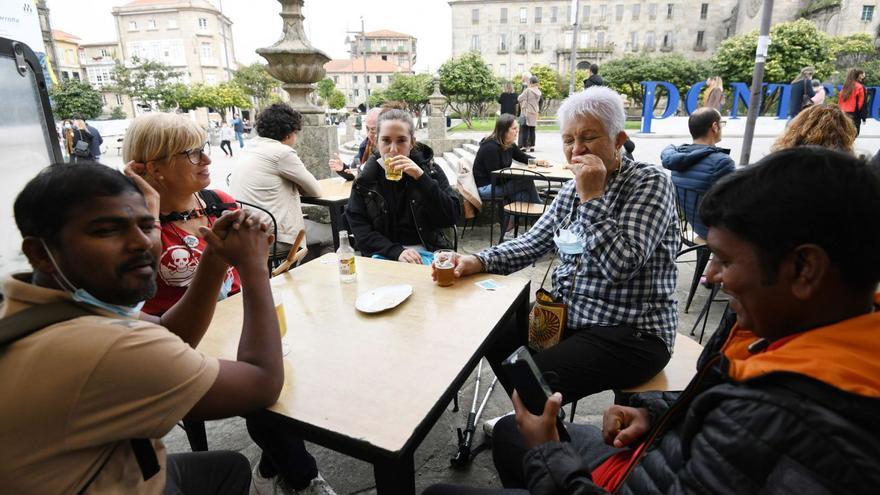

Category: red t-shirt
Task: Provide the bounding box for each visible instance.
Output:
[142,190,241,316]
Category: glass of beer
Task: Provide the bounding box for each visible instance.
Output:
[272,290,287,337]
[384,155,403,181]
[434,249,456,287]
[527,158,537,169]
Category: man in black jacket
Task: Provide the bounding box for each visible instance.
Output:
[426,146,880,494]
[582,64,604,89]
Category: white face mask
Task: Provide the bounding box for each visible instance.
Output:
[553,228,584,255]
[40,239,146,318]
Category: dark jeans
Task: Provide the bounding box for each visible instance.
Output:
[164,451,251,495]
[245,410,318,490]
[521,125,536,148]
[479,180,541,229]
[847,112,862,137]
[424,422,621,492]
[220,140,233,156]
[485,320,670,407]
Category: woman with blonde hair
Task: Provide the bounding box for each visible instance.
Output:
[788,66,815,118]
[703,76,724,110]
[771,104,857,153]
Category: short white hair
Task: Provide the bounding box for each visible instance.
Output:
[557,86,626,140]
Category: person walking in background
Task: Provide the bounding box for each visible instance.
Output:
[583,63,604,89]
[772,104,857,154]
[517,76,541,153]
[789,66,815,119]
[220,121,235,157]
[703,76,725,111]
[232,113,245,148]
[498,82,518,116]
[838,68,868,136]
[70,119,95,163]
[811,79,826,105]
[60,119,74,162]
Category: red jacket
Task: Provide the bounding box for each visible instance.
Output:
[838,82,866,114]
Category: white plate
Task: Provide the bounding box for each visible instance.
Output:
[355,284,413,313]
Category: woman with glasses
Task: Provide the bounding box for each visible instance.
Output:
[123,112,240,316]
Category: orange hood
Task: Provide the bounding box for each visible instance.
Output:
[722,297,880,399]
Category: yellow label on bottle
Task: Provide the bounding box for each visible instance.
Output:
[340,256,355,275]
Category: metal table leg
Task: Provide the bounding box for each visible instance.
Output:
[373,453,415,495]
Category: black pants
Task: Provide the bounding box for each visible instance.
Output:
[485,320,671,404]
[521,125,536,148]
[847,112,862,137]
[245,410,318,490]
[220,140,233,156]
[164,451,251,495]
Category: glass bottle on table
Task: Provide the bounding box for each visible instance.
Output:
[337,230,356,283]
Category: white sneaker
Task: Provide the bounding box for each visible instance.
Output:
[252,464,295,495]
[295,473,337,495]
[482,411,515,437]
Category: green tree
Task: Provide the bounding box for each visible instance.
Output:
[527,65,562,114]
[385,73,433,127]
[603,54,710,109]
[180,83,249,118]
[829,32,876,69]
[712,19,836,86]
[50,80,103,119]
[317,77,336,107]
[861,59,880,86]
[232,62,281,111]
[109,106,126,120]
[557,69,591,97]
[368,89,389,108]
[439,52,499,128]
[328,89,346,110]
[110,56,184,113]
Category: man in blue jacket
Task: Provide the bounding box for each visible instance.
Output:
[660,107,735,239]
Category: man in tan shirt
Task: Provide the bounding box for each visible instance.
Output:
[0,162,282,494]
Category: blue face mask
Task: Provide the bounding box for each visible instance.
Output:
[553,228,584,255]
[41,239,147,318]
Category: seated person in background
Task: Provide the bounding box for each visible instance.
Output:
[231,103,322,253]
[328,107,382,180]
[438,86,679,423]
[123,113,240,316]
[660,107,735,238]
[0,163,281,494]
[427,146,880,494]
[772,104,857,153]
[473,113,543,206]
[346,109,461,264]
[126,114,329,492]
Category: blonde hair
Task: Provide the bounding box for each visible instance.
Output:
[123,113,207,163]
[771,104,856,153]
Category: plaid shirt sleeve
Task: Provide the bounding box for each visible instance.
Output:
[578,167,678,283]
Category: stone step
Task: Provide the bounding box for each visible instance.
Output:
[433,156,457,186]
[442,152,461,173]
[453,148,476,166]
[463,143,480,154]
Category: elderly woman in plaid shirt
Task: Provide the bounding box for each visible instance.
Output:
[439,86,680,414]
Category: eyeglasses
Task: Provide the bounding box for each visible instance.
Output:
[177,145,207,165]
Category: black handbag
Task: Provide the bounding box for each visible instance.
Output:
[73,130,90,158]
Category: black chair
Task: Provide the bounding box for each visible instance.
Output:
[236,200,285,272]
[674,187,712,313]
[494,168,554,245]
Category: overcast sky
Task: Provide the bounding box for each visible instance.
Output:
[46,0,453,73]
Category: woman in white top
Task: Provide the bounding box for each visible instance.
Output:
[230,103,322,252]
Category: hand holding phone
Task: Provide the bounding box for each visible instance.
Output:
[502,346,570,443]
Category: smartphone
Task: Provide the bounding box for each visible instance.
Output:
[502,346,570,442]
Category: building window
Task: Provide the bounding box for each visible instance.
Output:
[696,30,705,48]
[645,31,656,49]
[470,34,480,51]
[861,5,875,22]
[167,19,178,29]
[499,33,508,52]
[147,19,157,30]
[579,31,590,49]
[500,7,508,23]
[517,63,524,75]
[599,4,608,21]
[632,4,641,20]
[700,3,709,19]
[582,5,590,21]
[630,32,638,51]
[366,75,371,83]
[100,48,111,57]
[500,63,507,76]
[534,34,542,51]
[205,73,217,85]
[128,21,137,31]
[518,33,527,51]
[667,3,674,19]
[551,6,558,23]
[379,75,385,83]
[597,31,605,48]
[354,89,359,97]
[615,4,624,21]
[353,75,358,84]
[662,31,673,48]
[201,42,213,59]
[198,17,208,30]
[72,72,81,81]
[519,7,528,23]
[333,75,338,84]
[398,55,407,66]
[471,8,479,24]
[648,3,657,20]
[535,6,542,23]
[116,94,123,105]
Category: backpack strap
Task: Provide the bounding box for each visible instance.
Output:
[0,301,161,486]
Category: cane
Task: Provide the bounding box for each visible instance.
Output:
[451,360,499,467]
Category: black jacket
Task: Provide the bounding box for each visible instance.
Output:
[345,143,460,260]
[498,92,518,116]
[789,79,815,118]
[521,310,880,494]
[472,138,534,188]
[583,74,604,89]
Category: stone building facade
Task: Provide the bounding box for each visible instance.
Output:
[348,30,418,72]
[79,42,134,118]
[324,57,414,110]
[52,30,84,83]
[449,0,880,80]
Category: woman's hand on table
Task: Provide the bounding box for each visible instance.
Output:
[430,253,483,282]
[389,155,423,180]
[328,154,345,172]
[398,248,423,264]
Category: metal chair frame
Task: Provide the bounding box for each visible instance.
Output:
[493,168,554,245]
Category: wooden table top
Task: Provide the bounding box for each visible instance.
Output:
[492,164,574,182]
[302,177,353,204]
[197,254,529,454]
[622,335,703,393]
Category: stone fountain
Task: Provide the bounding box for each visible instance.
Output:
[257,0,336,179]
